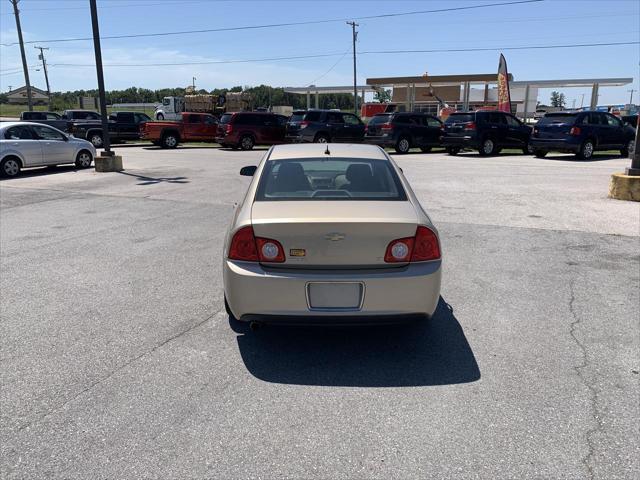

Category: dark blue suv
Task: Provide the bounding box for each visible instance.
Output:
[530,111,635,159]
[285,110,365,143]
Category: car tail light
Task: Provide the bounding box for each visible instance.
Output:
[381,123,394,132]
[570,126,581,136]
[225,124,233,134]
[464,122,476,131]
[256,238,285,263]
[384,226,440,263]
[228,226,259,261]
[228,226,285,263]
[299,121,310,129]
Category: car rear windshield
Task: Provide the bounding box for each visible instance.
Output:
[303,111,322,122]
[219,113,233,124]
[445,113,474,124]
[368,114,391,125]
[289,112,306,122]
[538,114,577,125]
[255,158,407,201]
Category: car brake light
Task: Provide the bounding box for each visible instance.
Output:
[381,123,394,131]
[299,120,309,129]
[225,124,233,134]
[384,226,440,263]
[228,226,285,263]
[464,122,476,131]
[570,126,581,136]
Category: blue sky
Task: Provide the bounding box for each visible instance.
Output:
[1,0,638,106]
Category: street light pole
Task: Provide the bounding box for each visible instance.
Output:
[346,21,359,116]
[34,46,51,105]
[89,0,112,156]
[628,89,636,105]
[11,0,33,111]
[627,115,640,176]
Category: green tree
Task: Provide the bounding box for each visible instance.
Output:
[373,88,391,103]
[550,91,566,108]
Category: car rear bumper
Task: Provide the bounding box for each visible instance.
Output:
[363,136,393,147]
[441,135,479,149]
[529,138,580,152]
[224,259,441,322]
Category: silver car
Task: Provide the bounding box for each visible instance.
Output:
[0,122,96,177]
[223,143,442,326]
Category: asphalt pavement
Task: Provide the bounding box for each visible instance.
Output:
[1,146,638,479]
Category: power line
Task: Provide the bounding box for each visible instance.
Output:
[361,41,639,55]
[41,41,639,68]
[0,0,543,46]
[0,1,213,15]
[306,49,351,87]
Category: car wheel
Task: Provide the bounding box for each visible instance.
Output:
[162,133,179,149]
[577,139,594,160]
[621,139,635,157]
[523,142,534,155]
[1,157,22,177]
[156,113,164,120]
[89,133,103,148]
[420,146,432,153]
[314,133,330,143]
[240,135,254,151]
[446,147,460,155]
[479,137,497,156]
[75,150,93,168]
[395,136,411,154]
[534,150,548,158]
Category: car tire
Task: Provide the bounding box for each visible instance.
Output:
[156,113,164,121]
[240,135,254,151]
[534,149,548,158]
[621,139,635,157]
[420,146,432,153]
[162,133,179,149]
[522,142,534,155]
[314,133,330,143]
[75,150,93,168]
[576,139,595,160]
[446,147,460,155]
[479,137,497,156]
[395,136,411,154]
[0,156,22,178]
[89,133,103,148]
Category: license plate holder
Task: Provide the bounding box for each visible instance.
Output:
[306,282,364,311]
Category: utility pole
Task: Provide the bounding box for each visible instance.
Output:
[628,89,636,105]
[580,93,585,109]
[11,0,33,111]
[34,46,51,105]
[346,21,359,115]
[192,76,196,91]
[89,0,112,155]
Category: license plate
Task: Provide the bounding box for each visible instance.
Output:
[307,282,364,310]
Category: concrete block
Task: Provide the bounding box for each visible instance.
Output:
[94,155,123,172]
[608,172,640,202]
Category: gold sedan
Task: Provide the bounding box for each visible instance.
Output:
[223,143,441,327]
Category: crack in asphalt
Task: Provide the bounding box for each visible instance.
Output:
[568,277,603,480]
[14,307,223,434]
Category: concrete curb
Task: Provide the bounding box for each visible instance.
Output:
[94,155,123,172]
[608,172,640,202]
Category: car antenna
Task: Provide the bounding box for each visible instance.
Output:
[324,144,330,155]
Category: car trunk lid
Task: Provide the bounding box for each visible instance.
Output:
[251,200,419,268]
[534,114,578,139]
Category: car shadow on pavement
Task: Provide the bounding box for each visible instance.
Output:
[233,297,480,387]
[116,171,189,185]
[536,154,623,162]
[0,165,86,180]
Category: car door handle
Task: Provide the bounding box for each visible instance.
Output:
[12,142,19,146]
[491,126,498,129]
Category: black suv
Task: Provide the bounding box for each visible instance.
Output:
[442,111,532,156]
[364,112,443,153]
[530,111,635,159]
[286,110,365,143]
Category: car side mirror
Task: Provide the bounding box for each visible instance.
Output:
[240,165,257,176]
[63,135,69,142]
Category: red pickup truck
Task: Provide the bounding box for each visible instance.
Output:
[139,112,218,148]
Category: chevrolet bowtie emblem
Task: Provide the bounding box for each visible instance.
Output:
[325,233,346,241]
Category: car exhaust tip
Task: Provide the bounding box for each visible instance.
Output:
[249,321,262,331]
